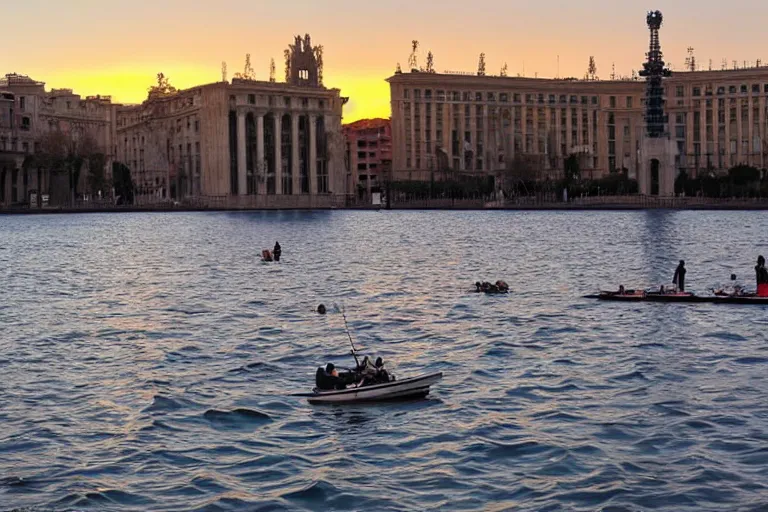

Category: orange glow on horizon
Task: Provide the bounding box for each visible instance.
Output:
[35,66,391,124]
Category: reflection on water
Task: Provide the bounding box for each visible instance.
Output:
[1,210,768,511]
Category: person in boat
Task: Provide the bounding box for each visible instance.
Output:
[356,356,392,386]
[618,285,626,295]
[495,280,509,292]
[317,304,327,315]
[273,241,282,262]
[756,256,768,297]
[315,363,351,391]
[262,249,273,262]
[673,260,686,292]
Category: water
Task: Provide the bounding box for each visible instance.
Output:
[1,210,768,512]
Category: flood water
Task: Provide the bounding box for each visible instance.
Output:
[1,210,767,511]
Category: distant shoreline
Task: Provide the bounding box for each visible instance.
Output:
[4,203,768,215]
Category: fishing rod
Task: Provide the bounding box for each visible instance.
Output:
[340,305,360,367]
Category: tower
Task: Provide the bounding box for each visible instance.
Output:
[637,10,677,196]
[287,34,321,87]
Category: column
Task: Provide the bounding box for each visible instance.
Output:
[256,113,265,194]
[291,113,300,195]
[237,110,247,196]
[737,98,743,162]
[760,97,767,169]
[748,97,754,167]
[274,113,283,194]
[309,114,317,194]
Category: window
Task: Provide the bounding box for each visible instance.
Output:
[437,90,446,101]
[623,125,630,137]
[692,87,701,97]
[764,84,768,93]
[403,89,410,99]
[729,85,737,94]
[302,98,309,107]
[20,117,30,130]
[675,126,686,138]
[462,92,470,102]
[474,92,481,102]
[319,100,325,109]
[675,113,686,124]
[19,96,25,111]
[487,92,495,102]
[581,96,588,105]
[195,119,200,132]
[284,96,291,107]
[248,94,256,104]
[425,89,432,100]
[500,93,508,103]
[753,84,760,93]
[513,93,521,103]
[626,96,633,108]
[741,84,748,93]
[609,96,616,108]
[570,95,577,104]
[717,87,725,95]
[592,96,598,105]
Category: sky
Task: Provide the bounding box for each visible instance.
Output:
[5,0,768,123]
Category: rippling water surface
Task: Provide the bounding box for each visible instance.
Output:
[2,210,768,511]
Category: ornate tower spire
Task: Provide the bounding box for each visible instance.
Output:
[639,10,671,138]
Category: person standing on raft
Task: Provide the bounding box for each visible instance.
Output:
[755,256,768,296]
[273,241,282,262]
[673,260,687,292]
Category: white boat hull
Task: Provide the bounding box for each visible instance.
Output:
[306,372,443,404]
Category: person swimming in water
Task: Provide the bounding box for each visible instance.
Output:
[273,241,282,262]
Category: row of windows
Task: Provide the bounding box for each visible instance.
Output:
[403,89,602,106]
[240,94,326,110]
[681,83,768,97]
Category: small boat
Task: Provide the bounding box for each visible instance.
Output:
[473,280,510,294]
[299,372,443,404]
[709,294,768,305]
[586,289,705,302]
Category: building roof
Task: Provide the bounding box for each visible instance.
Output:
[343,118,390,131]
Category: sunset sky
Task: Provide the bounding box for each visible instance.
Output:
[5,0,768,123]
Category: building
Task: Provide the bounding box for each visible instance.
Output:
[116,35,349,207]
[388,67,768,186]
[343,118,391,196]
[0,73,117,207]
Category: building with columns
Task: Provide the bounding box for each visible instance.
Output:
[116,35,348,206]
[0,73,117,207]
[388,67,768,184]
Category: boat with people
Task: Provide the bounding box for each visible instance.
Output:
[296,307,443,404]
[586,285,704,302]
[299,357,443,404]
[473,280,510,294]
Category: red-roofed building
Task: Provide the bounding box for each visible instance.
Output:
[343,118,391,196]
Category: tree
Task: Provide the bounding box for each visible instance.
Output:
[112,162,135,205]
[564,154,580,183]
[35,130,102,206]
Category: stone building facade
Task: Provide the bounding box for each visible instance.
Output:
[117,36,348,207]
[0,73,117,207]
[388,68,768,185]
[343,118,392,195]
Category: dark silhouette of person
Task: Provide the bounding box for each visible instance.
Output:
[273,241,282,262]
[756,255,768,296]
[317,304,326,315]
[673,260,687,292]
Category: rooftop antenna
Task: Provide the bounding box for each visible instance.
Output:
[557,55,560,78]
[611,62,616,80]
[221,61,227,82]
[477,53,486,76]
[708,58,712,71]
[408,40,419,71]
[721,58,727,70]
[269,58,276,82]
[685,47,696,72]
